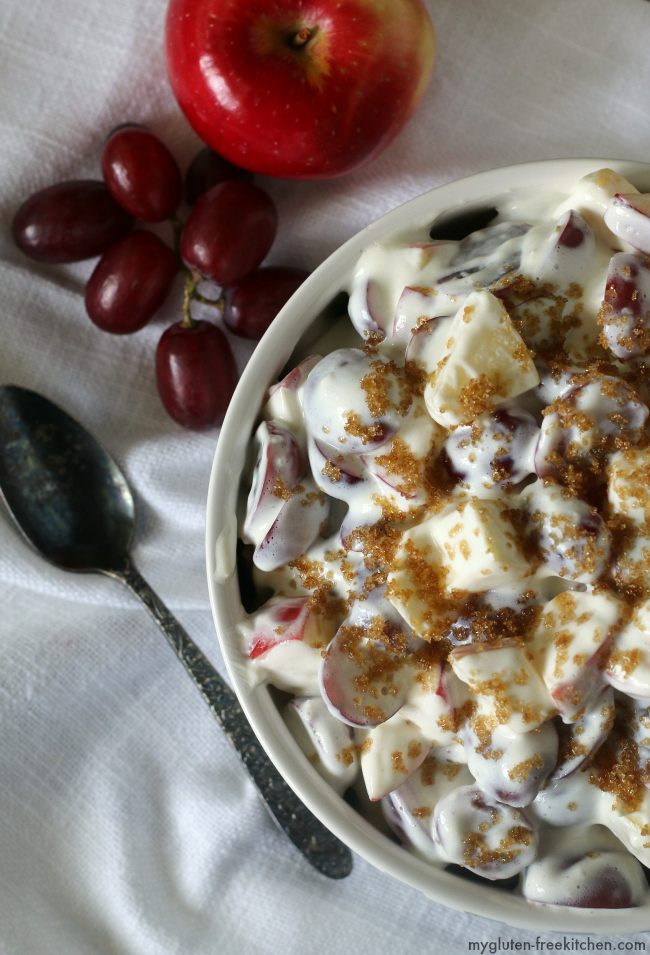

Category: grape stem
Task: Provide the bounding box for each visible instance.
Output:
[170,214,226,328]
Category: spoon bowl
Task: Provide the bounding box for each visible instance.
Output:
[0,386,133,571]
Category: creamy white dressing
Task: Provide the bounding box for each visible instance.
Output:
[236,169,650,907]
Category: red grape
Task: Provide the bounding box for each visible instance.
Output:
[180,181,277,286]
[222,266,309,339]
[185,146,253,206]
[156,320,238,429]
[102,125,182,222]
[12,180,133,263]
[85,231,178,334]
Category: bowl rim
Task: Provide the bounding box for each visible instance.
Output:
[206,157,650,934]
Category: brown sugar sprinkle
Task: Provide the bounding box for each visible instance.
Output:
[407,740,423,761]
[272,476,293,500]
[412,638,454,673]
[363,570,388,593]
[607,646,641,678]
[590,733,645,812]
[363,705,386,721]
[333,622,410,696]
[392,751,407,774]
[404,359,428,399]
[419,755,463,786]
[288,556,347,620]
[360,738,373,755]
[362,331,385,350]
[300,490,326,508]
[343,411,384,445]
[437,699,477,736]
[361,370,391,418]
[324,548,345,562]
[386,537,459,638]
[411,806,432,818]
[344,512,403,572]
[566,283,583,300]
[456,373,499,425]
[372,436,433,498]
[508,754,544,782]
[340,559,357,583]
[336,745,356,767]
[321,459,343,483]
[462,826,531,870]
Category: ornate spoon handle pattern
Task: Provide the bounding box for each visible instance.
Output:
[117,558,353,879]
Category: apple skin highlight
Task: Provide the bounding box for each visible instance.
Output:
[165,0,435,180]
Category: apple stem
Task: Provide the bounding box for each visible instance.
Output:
[290,26,314,48]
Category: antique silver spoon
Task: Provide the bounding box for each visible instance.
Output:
[0,385,352,879]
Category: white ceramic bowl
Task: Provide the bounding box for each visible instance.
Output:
[206,158,650,932]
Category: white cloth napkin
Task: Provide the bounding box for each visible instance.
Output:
[2,0,650,951]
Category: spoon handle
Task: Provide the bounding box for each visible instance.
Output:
[117,557,353,880]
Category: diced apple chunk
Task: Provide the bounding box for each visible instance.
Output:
[382,757,473,863]
[386,518,457,640]
[606,601,650,700]
[359,711,432,800]
[608,448,650,525]
[283,697,359,795]
[424,290,538,428]
[605,193,650,256]
[239,596,337,695]
[599,253,650,360]
[531,591,627,722]
[553,168,639,249]
[450,643,557,733]
[615,535,650,597]
[429,496,532,592]
[361,396,445,507]
[598,787,650,869]
[398,674,465,762]
[392,286,441,344]
[264,355,321,431]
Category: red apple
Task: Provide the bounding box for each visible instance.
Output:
[165,0,436,180]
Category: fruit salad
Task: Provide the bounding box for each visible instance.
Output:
[238,168,650,908]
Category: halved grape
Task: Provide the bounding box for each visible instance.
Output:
[605,193,650,256]
[464,721,558,807]
[308,436,366,502]
[523,848,648,908]
[303,349,404,454]
[520,480,611,584]
[253,477,329,572]
[535,375,648,489]
[434,784,538,879]
[320,598,418,728]
[552,686,615,781]
[599,253,650,360]
[443,408,538,495]
[243,421,303,547]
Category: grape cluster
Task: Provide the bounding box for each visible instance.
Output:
[12,126,309,430]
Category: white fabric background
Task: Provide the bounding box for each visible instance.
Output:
[2,0,650,951]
